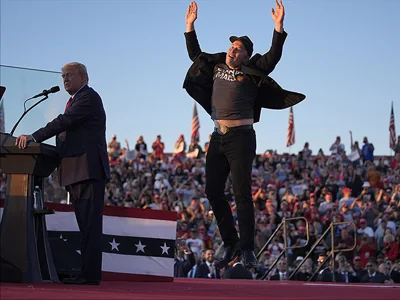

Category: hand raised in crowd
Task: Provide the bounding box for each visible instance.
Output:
[271,0,285,30]
[186,1,197,24]
[182,246,192,255]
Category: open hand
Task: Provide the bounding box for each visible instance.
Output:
[15,135,33,149]
[271,0,285,24]
[186,1,198,24]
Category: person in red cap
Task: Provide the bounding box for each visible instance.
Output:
[183,0,305,269]
[352,256,366,278]
[357,218,374,238]
[318,192,334,214]
[339,187,355,209]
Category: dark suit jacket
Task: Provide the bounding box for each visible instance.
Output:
[224,263,253,280]
[317,268,339,282]
[335,272,360,283]
[195,262,220,279]
[390,270,400,283]
[294,271,313,281]
[360,271,390,284]
[32,85,111,186]
[270,271,292,281]
[174,252,196,278]
[317,269,359,283]
[183,30,306,123]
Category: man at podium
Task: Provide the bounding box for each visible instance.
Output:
[15,62,111,285]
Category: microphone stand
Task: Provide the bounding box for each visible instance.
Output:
[10,95,49,136]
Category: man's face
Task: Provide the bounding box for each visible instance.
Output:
[381,220,387,229]
[366,262,376,274]
[62,66,86,95]
[226,40,248,69]
[378,263,390,275]
[205,250,214,263]
[353,258,361,267]
[277,260,287,272]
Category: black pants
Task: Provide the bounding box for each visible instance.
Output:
[66,179,105,281]
[205,127,256,250]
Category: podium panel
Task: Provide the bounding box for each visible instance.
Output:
[0,133,60,283]
[0,133,59,176]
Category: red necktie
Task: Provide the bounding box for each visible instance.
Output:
[65,97,72,112]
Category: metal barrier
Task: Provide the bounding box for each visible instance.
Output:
[288,221,357,282]
[256,217,310,280]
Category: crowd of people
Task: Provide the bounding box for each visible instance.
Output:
[103,133,400,283]
[1,133,400,283]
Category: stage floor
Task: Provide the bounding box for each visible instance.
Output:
[1,278,399,300]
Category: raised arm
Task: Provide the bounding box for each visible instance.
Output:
[254,0,287,74]
[184,1,202,62]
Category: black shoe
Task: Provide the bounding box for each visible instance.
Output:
[215,243,241,268]
[242,250,258,269]
[62,276,100,285]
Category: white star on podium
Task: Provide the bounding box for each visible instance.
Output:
[109,238,120,251]
[135,240,146,253]
[160,242,170,255]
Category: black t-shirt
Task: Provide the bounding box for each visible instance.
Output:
[211,63,258,120]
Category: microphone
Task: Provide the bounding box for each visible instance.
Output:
[10,86,60,136]
[30,86,60,99]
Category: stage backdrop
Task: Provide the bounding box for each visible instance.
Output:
[0,201,178,282]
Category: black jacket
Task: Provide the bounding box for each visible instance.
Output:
[224,263,253,280]
[360,271,390,284]
[32,85,111,186]
[335,272,360,283]
[270,271,293,280]
[195,262,221,279]
[174,252,196,278]
[183,30,306,123]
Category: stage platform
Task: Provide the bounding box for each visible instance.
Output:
[1,278,399,300]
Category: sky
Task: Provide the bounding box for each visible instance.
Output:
[0,0,399,155]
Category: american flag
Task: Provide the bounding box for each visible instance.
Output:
[191,103,200,143]
[389,102,396,151]
[0,202,177,282]
[0,100,4,133]
[0,86,5,133]
[286,107,295,147]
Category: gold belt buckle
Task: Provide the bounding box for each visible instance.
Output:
[220,125,228,135]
